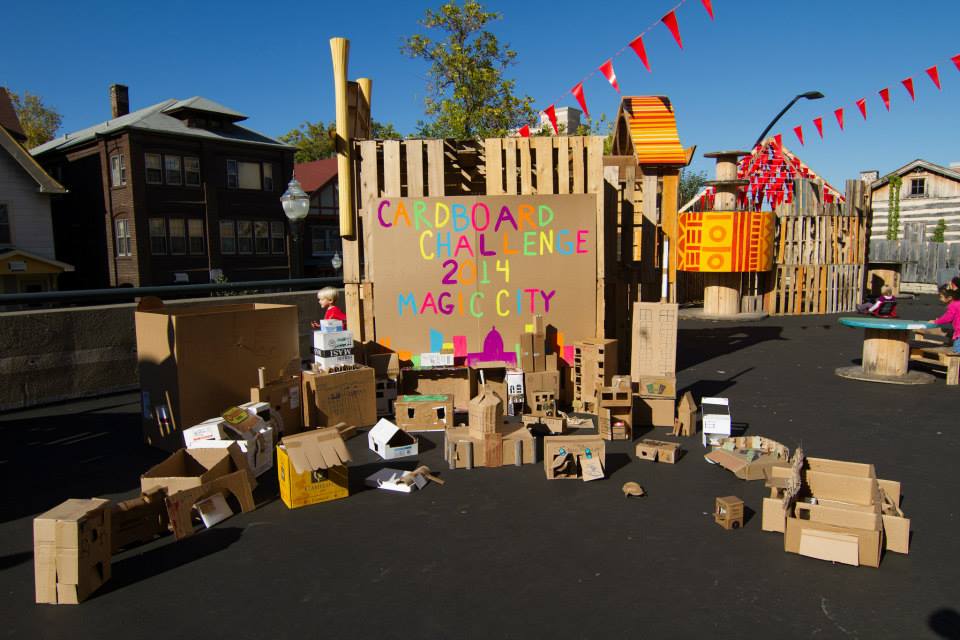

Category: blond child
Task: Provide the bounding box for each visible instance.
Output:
[311,287,347,330]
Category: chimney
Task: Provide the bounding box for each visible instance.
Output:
[110,84,129,118]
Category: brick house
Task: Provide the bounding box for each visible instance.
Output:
[294,158,343,278]
[32,85,295,288]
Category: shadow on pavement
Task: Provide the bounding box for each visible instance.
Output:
[928,608,960,639]
[678,326,786,371]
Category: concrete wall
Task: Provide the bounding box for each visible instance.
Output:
[0,290,328,411]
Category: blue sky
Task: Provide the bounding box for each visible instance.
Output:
[3,0,959,185]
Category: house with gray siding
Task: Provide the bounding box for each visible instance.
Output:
[868,159,960,245]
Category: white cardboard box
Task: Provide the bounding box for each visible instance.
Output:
[364,468,428,493]
[182,418,226,447]
[420,352,454,367]
[701,397,732,447]
[187,405,275,477]
[368,418,419,460]
[313,329,355,369]
[318,319,344,332]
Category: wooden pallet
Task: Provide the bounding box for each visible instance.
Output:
[910,343,960,385]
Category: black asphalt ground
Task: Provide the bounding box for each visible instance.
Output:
[1,295,959,639]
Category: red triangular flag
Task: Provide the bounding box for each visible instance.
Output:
[813,117,823,138]
[629,35,651,72]
[952,54,960,72]
[834,108,844,130]
[793,126,804,146]
[926,65,941,90]
[879,88,890,111]
[701,0,715,20]
[773,133,782,148]
[518,125,530,138]
[856,98,867,120]
[902,77,915,101]
[543,105,558,135]
[661,10,683,49]
[570,82,589,119]
[598,59,620,93]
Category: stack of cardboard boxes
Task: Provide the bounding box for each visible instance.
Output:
[313,320,355,370]
[597,375,634,440]
[631,302,679,428]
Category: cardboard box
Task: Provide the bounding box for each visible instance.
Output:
[420,352,454,367]
[469,389,504,438]
[543,435,605,481]
[636,397,674,428]
[394,394,454,431]
[302,365,377,429]
[505,369,525,416]
[182,418,226,447]
[135,298,299,452]
[704,436,790,481]
[313,329,354,370]
[631,302,678,379]
[251,373,302,436]
[164,468,255,539]
[318,319,343,332]
[598,407,632,441]
[369,419,419,460]
[110,489,168,553]
[635,439,680,463]
[522,413,566,434]
[401,365,476,411]
[524,370,560,410]
[34,498,112,605]
[573,338,617,413]
[444,424,535,469]
[276,427,350,509]
[637,375,677,400]
[701,397,731,446]
[141,446,243,495]
[470,365,507,402]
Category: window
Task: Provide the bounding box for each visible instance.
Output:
[237,221,253,254]
[319,183,338,214]
[184,157,201,186]
[165,156,182,185]
[311,226,341,256]
[254,221,269,253]
[115,219,132,256]
[238,162,261,189]
[188,219,205,254]
[0,203,10,244]
[149,218,167,254]
[226,160,239,189]
[169,218,186,255]
[145,154,162,184]
[270,221,285,254]
[910,178,926,197]
[110,154,126,187]
[263,163,274,191]
[219,220,236,254]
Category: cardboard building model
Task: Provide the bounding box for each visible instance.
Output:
[598,375,633,441]
[368,418,419,460]
[369,352,400,418]
[701,397,732,447]
[705,436,790,481]
[445,387,534,469]
[250,368,302,436]
[573,338,617,413]
[394,394,454,432]
[544,435,606,481]
[632,302,679,428]
[635,439,681,464]
[672,391,697,437]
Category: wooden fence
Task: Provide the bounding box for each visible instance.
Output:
[869,239,960,284]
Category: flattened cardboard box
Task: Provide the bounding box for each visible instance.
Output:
[277,427,351,509]
[135,298,299,452]
[35,498,112,605]
[394,394,454,431]
[302,365,377,429]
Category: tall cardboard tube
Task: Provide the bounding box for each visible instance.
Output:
[330,37,354,238]
[357,77,372,139]
[514,440,523,466]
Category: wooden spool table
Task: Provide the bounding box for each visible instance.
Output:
[836,317,937,385]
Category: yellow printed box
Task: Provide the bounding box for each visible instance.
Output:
[677,210,774,273]
[276,428,350,509]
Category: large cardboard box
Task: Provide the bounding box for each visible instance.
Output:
[302,365,377,429]
[34,498,112,605]
[135,298,299,452]
[276,427,351,509]
[250,373,302,436]
[401,365,476,411]
[141,446,243,495]
[394,394,454,431]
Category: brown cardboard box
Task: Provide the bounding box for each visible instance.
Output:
[394,394,454,431]
[164,469,255,539]
[34,498,112,605]
[302,365,377,429]
[635,439,680,463]
[251,374,302,436]
[277,427,351,508]
[401,365,476,411]
[370,353,400,417]
[520,332,536,372]
[135,298,299,452]
[635,397,674,427]
[140,446,243,495]
[543,435,606,481]
[469,365,507,402]
[110,489,168,553]
[598,407,632,441]
[524,370,560,410]
[469,389,504,438]
[444,424,535,468]
[573,338,617,412]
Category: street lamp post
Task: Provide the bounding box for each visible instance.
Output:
[753,91,825,148]
[280,176,310,280]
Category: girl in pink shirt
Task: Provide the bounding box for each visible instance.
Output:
[932,287,960,353]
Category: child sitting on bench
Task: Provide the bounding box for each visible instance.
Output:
[857,285,896,316]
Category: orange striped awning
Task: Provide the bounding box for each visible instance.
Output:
[624,96,686,165]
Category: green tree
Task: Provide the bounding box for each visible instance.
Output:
[679,169,709,207]
[280,120,402,163]
[402,0,536,139]
[931,218,947,243]
[10,90,62,149]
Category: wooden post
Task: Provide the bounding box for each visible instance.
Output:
[701,150,750,316]
[330,37,354,239]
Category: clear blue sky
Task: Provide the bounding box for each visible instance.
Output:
[3,0,959,185]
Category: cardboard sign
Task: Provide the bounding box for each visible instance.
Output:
[367,194,597,358]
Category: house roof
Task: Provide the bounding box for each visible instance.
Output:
[295,158,338,193]
[32,97,292,156]
[870,159,960,189]
[615,96,689,165]
[0,249,74,271]
[0,125,66,194]
[0,88,27,142]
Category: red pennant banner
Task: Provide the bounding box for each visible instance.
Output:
[793,125,804,146]
[570,82,589,118]
[629,35,652,72]
[701,0,715,20]
[598,59,620,92]
[879,88,890,111]
[518,125,530,138]
[543,105,559,135]
[773,133,782,148]
[952,54,960,72]
[813,117,823,138]
[661,10,683,49]
[902,77,915,101]
[856,98,867,120]
[926,65,942,89]
[834,108,845,130]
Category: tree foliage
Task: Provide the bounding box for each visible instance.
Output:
[886,175,902,241]
[679,169,709,207]
[10,90,62,149]
[280,120,402,163]
[931,218,947,243]
[402,1,536,139]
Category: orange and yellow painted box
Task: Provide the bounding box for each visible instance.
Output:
[276,444,349,509]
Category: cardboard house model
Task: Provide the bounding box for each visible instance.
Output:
[468,388,504,438]
[543,435,606,481]
[394,394,454,432]
[701,397,731,447]
[368,418,419,460]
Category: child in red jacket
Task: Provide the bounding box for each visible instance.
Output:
[932,287,960,353]
[311,287,347,330]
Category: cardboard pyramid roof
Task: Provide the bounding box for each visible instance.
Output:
[280,427,351,474]
[612,96,689,166]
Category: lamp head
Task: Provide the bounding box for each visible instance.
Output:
[799,91,825,100]
[281,177,310,222]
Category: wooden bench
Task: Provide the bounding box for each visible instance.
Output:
[910,332,959,385]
